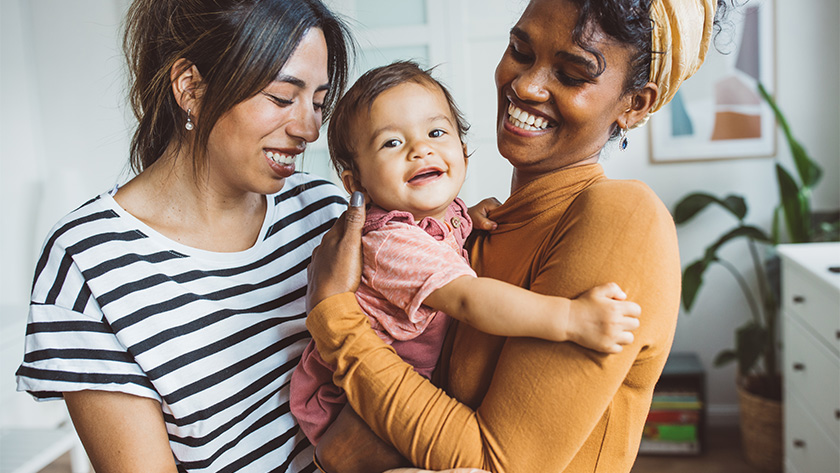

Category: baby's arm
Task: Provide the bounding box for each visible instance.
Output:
[423,277,640,353]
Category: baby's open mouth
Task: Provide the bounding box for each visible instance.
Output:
[409,169,443,184]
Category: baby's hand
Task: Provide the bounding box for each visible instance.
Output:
[567,283,641,354]
[468,197,501,231]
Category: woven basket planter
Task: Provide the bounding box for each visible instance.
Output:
[738,384,783,471]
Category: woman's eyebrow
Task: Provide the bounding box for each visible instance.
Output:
[510,26,530,43]
[510,26,597,74]
[555,51,597,75]
[275,73,330,92]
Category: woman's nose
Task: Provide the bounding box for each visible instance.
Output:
[511,66,551,103]
[286,104,321,143]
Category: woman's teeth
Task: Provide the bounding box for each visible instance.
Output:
[265,150,296,165]
[507,103,550,131]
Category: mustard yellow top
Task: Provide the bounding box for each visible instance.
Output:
[307,164,681,471]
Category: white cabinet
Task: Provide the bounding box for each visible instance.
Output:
[778,243,840,473]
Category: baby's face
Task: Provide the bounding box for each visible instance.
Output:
[346,81,467,222]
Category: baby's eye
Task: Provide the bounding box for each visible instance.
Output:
[383,138,402,148]
[429,129,445,138]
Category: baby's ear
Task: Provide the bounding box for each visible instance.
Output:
[340,170,366,196]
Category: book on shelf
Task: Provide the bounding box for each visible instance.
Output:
[640,391,703,454]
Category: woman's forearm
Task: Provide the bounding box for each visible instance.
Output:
[315,405,409,473]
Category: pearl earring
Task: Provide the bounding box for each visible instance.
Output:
[185,108,194,131]
[619,127,628,151]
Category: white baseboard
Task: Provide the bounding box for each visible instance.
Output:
[706,403,740,427]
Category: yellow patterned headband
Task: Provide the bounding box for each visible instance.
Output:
[634,0,717,128]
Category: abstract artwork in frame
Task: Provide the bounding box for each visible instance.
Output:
[650,0,775,163]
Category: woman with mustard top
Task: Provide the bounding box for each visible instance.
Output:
[306,0,728,471]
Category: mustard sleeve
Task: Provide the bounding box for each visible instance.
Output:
[306,293,487,469]
[306,182,681,471]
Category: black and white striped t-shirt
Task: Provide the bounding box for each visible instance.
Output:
[17,172,346,472]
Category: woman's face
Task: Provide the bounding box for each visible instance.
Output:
[204,27,330,196]
[495,0,633,177]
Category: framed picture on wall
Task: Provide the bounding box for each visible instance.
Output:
[649,0,776,163]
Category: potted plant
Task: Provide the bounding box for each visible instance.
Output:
[673,83,836,471]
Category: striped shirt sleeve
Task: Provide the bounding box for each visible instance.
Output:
[17,210,157,401]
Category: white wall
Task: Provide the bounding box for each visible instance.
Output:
[1,0,837,430]
[0,0,131,428]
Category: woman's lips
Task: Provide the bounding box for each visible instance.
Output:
[263,149,299,165]
[264,148,301,178]
[506,102,553,132]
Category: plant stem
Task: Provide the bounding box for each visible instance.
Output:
[746,240,774,319]
[717,259,763,326]
[746,240,778,378]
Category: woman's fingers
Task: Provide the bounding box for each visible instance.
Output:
[305,191,366,312]
[467,197,501,231]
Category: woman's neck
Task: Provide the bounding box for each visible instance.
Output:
[115,144,267,252]
[510,154,601,194]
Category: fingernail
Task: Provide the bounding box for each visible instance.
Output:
[350,191,364,207]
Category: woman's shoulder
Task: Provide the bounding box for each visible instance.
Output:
[575,178,672,221]
[42,191,125,250]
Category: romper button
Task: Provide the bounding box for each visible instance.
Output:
[451,217,461,228]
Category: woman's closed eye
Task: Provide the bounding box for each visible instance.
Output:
[555,71,588,87]
[263,92,293,107]
[508,42,533,63]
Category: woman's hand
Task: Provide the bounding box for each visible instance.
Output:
[306,191,366,312]
[467,197,501,231]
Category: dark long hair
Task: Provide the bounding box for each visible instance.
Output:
[123,0,353,174]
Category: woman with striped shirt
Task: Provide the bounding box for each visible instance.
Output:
[16,1,354,471]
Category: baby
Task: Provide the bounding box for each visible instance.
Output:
[290,61,640,445]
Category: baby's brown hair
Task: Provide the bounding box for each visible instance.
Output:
[327,61,469,176]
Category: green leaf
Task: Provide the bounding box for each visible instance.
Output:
[736,322,768,376]
[722,196,748,220]
[674,193,747,224]
[714,350,738,367]
[776,164,810,243]
[790,138,822,188]
[758,83,822,190]
[681,259,707,312]
[704,225,772,261]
